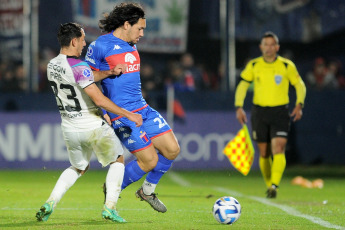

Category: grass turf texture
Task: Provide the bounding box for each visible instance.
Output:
[0,166,344,230]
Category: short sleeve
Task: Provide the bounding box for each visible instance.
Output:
[240,61,254,82]
[287,62,301,85]
[71,62,95,88]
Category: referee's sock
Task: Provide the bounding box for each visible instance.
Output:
[259,156,272,188]
[271,153,286,187]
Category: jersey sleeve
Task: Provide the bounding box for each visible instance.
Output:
[240,61,254,82]
[71,61,95,89]
[85,41,103,71]
[286,61,301,85]
[286,61,306,106]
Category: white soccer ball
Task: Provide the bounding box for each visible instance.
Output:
[212,196,241,225]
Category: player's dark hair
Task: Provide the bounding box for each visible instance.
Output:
[57,23,83,47]
[99,2,145,33]
[261,31,279,44]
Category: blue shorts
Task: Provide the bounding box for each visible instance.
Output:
[111,105,172,153]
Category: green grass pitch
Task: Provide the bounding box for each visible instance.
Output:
[1,166,345,229]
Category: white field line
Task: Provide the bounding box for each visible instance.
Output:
[168,172,345,230]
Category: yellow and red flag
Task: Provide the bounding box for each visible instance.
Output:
[223,124,255,176]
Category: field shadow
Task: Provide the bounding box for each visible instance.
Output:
[0,219,157,228]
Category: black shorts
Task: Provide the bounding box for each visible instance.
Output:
[250,105,290,142]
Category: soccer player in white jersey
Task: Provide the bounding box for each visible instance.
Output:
[35,22,142,223]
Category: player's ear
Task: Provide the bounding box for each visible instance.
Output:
[259,44,263,52]
[124,21,130,30]
[276,44,280,52]
[71,37,77,47]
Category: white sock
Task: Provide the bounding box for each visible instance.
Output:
[47,167,80,207]
[105,162,124,210]
[142,179,157,195]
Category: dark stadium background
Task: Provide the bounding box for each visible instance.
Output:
[1,0,344,169]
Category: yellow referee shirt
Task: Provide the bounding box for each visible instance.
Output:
[235,56,306,107]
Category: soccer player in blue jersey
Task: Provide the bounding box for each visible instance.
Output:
[35,22,142,223]
[85,2,180,213]
[85,3,180,212]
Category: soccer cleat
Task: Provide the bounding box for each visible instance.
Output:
[36,200,54,222]
[102,205,127,223]
[266,186,277,198]
[135,187,167,213]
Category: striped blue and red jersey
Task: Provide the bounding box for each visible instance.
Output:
[85,33,147,121]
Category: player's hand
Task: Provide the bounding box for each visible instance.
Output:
[290,104,303,122]
[104,113,111,125]
[128,113,143,127]
[110,64,127,76]
[236,107,247,125]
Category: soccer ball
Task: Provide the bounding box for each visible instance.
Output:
[212,196,241,225]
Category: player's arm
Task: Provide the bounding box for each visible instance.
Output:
[93,64,127,82]
[83,83,142,127]
[291,77,306,122]
[234,79,251,125]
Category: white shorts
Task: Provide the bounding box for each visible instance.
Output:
[62,123,124,170]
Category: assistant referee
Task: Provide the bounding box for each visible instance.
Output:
[235,31,306,198]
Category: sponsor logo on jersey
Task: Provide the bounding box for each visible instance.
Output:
[85,56,95,64]
[125,53,137,64]
[114,120,122,125]
[125,53,140,72]
[123,133,130,138]
[139,131,149,144]
[128,139,136,144]
[275,75,282,85]
[113,45,121,50]
[105,51,140,73]
[82,69,91,78]
[87,46,93,56]
[119,127,126,132]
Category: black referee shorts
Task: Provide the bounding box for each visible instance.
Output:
[250,104,290,142]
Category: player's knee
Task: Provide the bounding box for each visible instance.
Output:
[137,153,158,172]
[260,152,270,158]
[272,144,286,154]
[75,164,89,176]
[169,144,180,160]
[164,143,180,160]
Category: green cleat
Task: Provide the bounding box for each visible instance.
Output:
[102,205,127,223]
[36,201,54,222]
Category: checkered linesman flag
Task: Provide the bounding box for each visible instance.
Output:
[223,124,255,176]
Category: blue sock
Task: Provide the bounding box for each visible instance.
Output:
[121,160,146,190]
[146,154,174,184]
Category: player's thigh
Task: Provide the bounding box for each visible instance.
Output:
[151,131,180,160]
[63,131,92,170]
[113,120,152,153]
[91,124,124,167]
[143,106,179,158]
[142,106,172,139]
[270,105,290,140]
[251,106,269,142]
